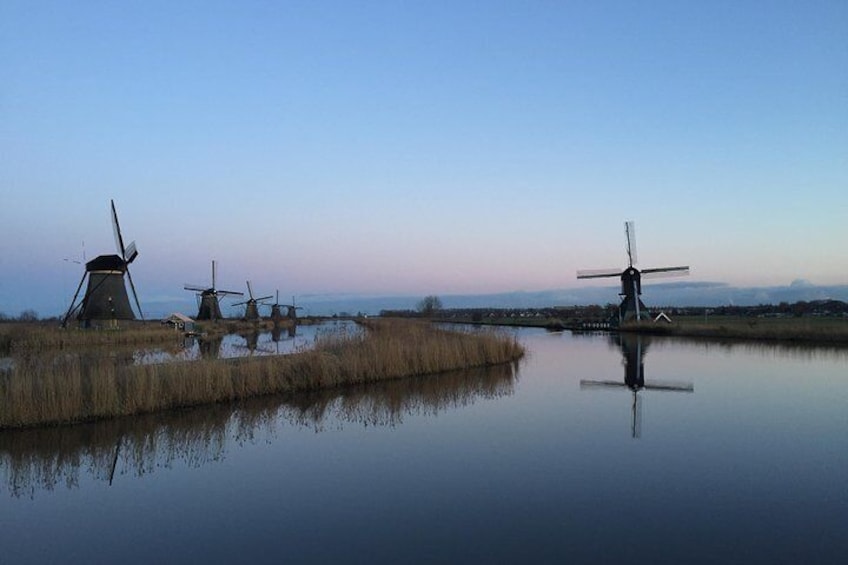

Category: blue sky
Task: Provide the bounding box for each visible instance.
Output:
[1,1,846,317]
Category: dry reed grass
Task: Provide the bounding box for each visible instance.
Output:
[0,360,517,496]
[0,319,524,429]
[0,321,182,355]
[622,316,848,343]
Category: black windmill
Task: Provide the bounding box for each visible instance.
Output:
[232,281,273,321]
[270,290,285,322]
[281,295,303,322]
[580,334,694,438]
[62,200,143,327]
[577,221,689,323]
[184,261,244,321]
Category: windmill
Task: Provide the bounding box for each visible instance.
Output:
[280,295,303,322]
[62,200,143,327]
[232,281,273,321]
[267,290,299,322]
[577,221,689,323]
[580,334,693,438]
[270,290,285,322]
[184,261,243,321]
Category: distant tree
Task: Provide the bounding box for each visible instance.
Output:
[417,295,443,316]
[0,311,8,321]
[18,309,38,322]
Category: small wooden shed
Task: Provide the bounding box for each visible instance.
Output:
[162,312,196,332]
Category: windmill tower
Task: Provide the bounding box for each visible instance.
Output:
[62,200,143,327]
[280,295,303,322]
[270,290,285,322]
[232,281,273,321]
[580,334,693,438]
[184,261,243,321]
[577,221,689,323]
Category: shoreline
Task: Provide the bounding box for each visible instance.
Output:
[435,316,848,345]
[0,319,524,430]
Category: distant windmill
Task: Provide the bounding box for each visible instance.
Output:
[577,221,689,323]
[580,334,693,438]
[184,261,244,321]
[269,290,285,322]
[62,200,143,327]
[267,291,302,322]
[281,295,303,322]
[232,281,273,321]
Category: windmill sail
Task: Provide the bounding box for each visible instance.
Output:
[625,220,637,267]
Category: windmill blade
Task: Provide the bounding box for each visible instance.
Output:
[642,380,694,392]
[218,289,244,297]
[577,268,622,279]
[212,260,217,290]
[125,266,145,321]
[642,266,689,279]
[111,200,127,258]
[184,284,207,292]
[625,220,637,267]
[275,290,280,305]
[255,295,274,302]
[124,241,138,264]
[580,380,630,390]
[232,300,248,307]
[246,281,254,300]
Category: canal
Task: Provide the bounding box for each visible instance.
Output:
[1,327,846,563]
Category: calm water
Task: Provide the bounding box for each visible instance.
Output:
[134,320,358,364]
[1,328,846,564]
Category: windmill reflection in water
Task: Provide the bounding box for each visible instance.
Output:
[580,334,693,438]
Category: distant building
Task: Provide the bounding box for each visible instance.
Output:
[654,312,673,324]
[162,313,195,332]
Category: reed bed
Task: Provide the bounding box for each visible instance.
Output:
[0,321,182,354]
[1,361,517,497]
[0,319,524,429]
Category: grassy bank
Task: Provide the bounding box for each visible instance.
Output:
[0,321,182,354]
[0,319,524,429]
[619,316,848,343]
[0,318,324,355]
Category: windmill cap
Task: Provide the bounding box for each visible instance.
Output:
[86,254,127,271]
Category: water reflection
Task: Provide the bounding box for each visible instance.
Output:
[0,362,517,498]
[653,335,848,362]
[198,334,223,360]
[131,320,353,363]
[581,334,694,438]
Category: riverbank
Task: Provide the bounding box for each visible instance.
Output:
[436,315,848,344]
[0,319,524,429]
[618,316,848,344]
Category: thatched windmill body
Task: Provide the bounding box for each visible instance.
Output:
[62,200,143,327]
[233,281,273,321]
[577,221,689,323]
[184,261,243,320]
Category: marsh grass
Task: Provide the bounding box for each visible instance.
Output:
[0,319,524,429]
[622,316,848,343]
[0,322,182,355]
[0,360,517,497]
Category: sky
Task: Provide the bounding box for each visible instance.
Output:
[1,0,846,317]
